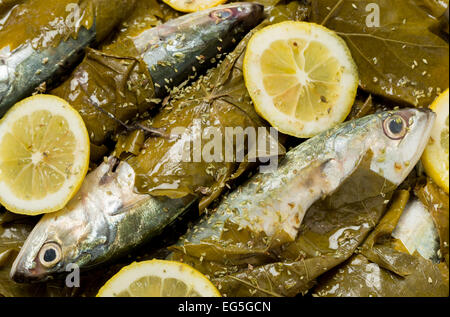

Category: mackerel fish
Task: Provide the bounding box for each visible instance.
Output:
[168,108,435,274]
[10,108,434,283]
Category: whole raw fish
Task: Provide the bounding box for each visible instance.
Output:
[392,197,441,262]
[168,109,435,274]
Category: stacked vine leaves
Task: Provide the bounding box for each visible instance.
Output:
[0,0,449,297]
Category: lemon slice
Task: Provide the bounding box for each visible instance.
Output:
[422,89,449,193]
[97,260,221,297]
[243,21,359,138]
[162,0,226,12]
[0,95,90,215]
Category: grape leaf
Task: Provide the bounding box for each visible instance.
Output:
[311,0,449,107]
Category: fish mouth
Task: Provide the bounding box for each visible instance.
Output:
[11,271,53,284]
[10,260,44,283]
[9,222,52,283]
[10,256,57,283]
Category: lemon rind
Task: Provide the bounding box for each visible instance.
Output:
[244,21,359,138]
[162,0,227,13]
[0,95,90,215]
[97,259,221,297]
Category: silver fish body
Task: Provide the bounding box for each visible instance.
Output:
[9,4,265,281]
[11,158,195,282]
[0,29,93,117]
[173,108,435,251]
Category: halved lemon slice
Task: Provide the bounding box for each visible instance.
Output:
[243,21,359,138]
[422,89,449,193]
[97,260,221,297]
[0,95,90,215]
[162,0,226,12]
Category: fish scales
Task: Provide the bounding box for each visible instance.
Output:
[50,3,264,149]
[0,0,137,117]
[170,109,435,269]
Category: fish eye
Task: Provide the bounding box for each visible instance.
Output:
[38,242,62,268]
[210,9,233,21]
[383,115,407,140]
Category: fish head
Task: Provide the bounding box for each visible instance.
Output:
[161,2,264,37]
[207,2,264,27]
[158,2,264,34]
[367,108,435,185]
[9,206,104,283]
[10,158,143,283]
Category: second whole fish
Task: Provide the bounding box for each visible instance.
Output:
[50,2,264,150]
[167,108,436,295]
